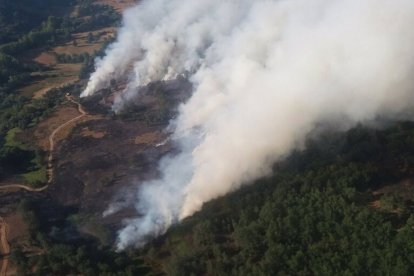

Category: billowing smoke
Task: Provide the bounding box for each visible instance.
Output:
[82,0,414,249]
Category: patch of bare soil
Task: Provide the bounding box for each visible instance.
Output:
[16,0,131,101]
[19,64,81,99]
[19,24,115,100]
[33,52,56,66]
[0,217,10,276]
[81,127,107,139]
[134,131,166,145]
[4,214,28,246]
[22,98,103,153]
[54,27,116,55]
[30,106,81,151]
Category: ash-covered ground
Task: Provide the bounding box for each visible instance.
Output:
[40,78,191,245]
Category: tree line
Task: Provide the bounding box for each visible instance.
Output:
[144,123,414,275]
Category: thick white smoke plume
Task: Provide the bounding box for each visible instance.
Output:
[82,0,414,249]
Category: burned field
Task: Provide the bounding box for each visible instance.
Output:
[22,78,192,246]
[50,117,169,211]
[0,61,191,259]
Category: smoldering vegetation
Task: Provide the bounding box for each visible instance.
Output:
[82,0,414,249]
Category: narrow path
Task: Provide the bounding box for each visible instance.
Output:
[0,95,87,276]
[0,94,86,192]
[0,184,47,192]
[0,95,86,275]
[0,217,10,276]
[46,95,86,184]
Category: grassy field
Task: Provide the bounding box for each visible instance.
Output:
[22,166,47,187]
[3,128,47,186]
[19,32,115,99]
[5,128,27,149]
[19,64,81,99]
[16,1,121,100]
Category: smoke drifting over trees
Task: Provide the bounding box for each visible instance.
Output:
[82,0,414,249]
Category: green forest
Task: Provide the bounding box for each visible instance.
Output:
[138,123,414,275]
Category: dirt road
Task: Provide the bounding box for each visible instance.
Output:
[0,217,10,276]
[46,95,86,184]
[0,95,86,274]
[0,94,86,192]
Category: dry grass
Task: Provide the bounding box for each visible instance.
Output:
[47,114,103,145]
[33,52,56,66]
[32,106,81,150]
[5,214,28,244]
[81,127,107,139]
[31,104,104,151]
[17,0,134,100]
[18,0,128,100]
[54,27,116,55]
[1,213,29,276]
[134,131,164,145]
[22,26,116,99]
[18,64,81,99]
[98,0,138,12]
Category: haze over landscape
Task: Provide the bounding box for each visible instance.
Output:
[1,0,414,275]
[84,0,414,249]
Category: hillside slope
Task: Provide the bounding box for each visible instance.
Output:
[142,122,414,275]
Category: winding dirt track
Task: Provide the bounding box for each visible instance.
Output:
[0,95,86,276]
[46,95,86,184]
[0,95,86,192]
[0,217,10,276]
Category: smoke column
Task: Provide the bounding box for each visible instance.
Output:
[82,0,414,249]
